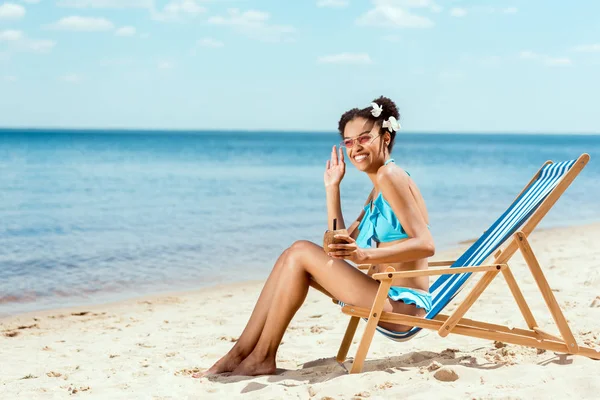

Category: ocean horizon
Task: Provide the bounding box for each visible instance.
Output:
[2,128,600,317]
[2,127,600,136]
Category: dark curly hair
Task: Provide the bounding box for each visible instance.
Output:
[337,96,400,152]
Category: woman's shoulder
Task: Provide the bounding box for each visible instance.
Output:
[376,161,410,187]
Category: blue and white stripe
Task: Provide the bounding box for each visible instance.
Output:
[372,159,576,341]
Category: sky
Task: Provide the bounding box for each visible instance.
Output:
[0,0,599,134]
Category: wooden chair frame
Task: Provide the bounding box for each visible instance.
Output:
[334,154,600,374]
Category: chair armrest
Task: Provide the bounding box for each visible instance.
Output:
[372,264,505,280]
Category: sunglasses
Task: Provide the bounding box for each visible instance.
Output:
[340,133,382,149]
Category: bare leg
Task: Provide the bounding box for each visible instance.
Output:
[196,246,332,377]
[196,248,292,377]
[231,240,402,376]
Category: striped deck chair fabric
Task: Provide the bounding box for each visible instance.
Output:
[373,159,576,341]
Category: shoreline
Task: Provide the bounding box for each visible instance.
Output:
[3,220,600,323]
[2,221,600,398]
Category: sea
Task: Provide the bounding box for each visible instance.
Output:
[1,129,599,317]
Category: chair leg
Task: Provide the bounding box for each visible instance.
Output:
[515,232,580,353]
[349,278,393,374]
[336,316,360,363]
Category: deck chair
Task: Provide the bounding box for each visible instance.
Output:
[335,153,600,374]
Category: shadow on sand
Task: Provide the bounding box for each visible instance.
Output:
[201,349,518,393]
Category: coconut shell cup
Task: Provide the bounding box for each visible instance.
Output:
[323,228,349,254]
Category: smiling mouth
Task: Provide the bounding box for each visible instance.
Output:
[354,154,368,162]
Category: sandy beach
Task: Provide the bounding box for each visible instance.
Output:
[2,222,600,399]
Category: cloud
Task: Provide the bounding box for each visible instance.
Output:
[480,6,518,14]
[572,44,600,53]
[317,0,348,8]
[450,7,467,17]
[356,0,436,29]
[158,61,174,70]
[520,50,572,67]
[544,57,572,66]
[115,26,136,37]
[153,0,206,21]
[56,0,204,23]
[56,0,151,8]
[48,16,115,31]
[197,37,224,48]
[389,0,441,12]
[26,39,56,53]
[61,74,83,83]
[208,8,295,42]
[449,6,517,16]
[0,30,23,41]
[21,0,40,3]
[0,30,56,53]
[519,50,538,59]
[50,15,115,32]
[0,3,26,19]
[317,53,373,64]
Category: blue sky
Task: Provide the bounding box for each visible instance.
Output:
[0,0,599,133]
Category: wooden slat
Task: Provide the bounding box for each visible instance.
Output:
[533,327,564,342]
[372,264,504,281]
[438,270,501,337]
[340,306,600,359]
[349,268,394,374]
[515,231,580,352]
[512,160,552,204]
[342,307,553,341]
[494,154,589,264]
[336,317,360,363]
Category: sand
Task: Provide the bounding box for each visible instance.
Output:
[2,223,600,399]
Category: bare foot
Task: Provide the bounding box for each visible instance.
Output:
[192,353,244,378]
[230,353,276,377]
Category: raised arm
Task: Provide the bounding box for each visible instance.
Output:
[324,145,347,230]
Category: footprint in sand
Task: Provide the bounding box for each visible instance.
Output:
[174,367,204,377]
[310,326,333,334]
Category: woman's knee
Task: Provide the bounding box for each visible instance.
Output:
[289,240,314,253]
[286,240,317,267]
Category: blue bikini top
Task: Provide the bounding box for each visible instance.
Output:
[355,159,412,248]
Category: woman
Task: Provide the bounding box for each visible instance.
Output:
[199,96,435,377]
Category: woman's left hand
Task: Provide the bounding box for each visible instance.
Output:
[327,234,367,264]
